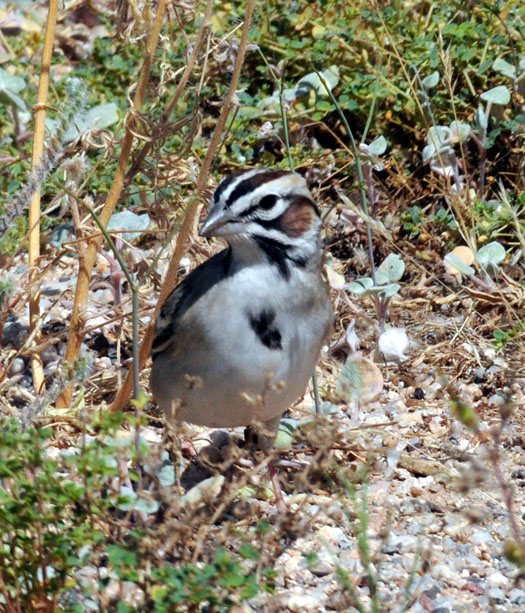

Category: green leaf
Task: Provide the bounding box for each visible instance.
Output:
[377,283,401,297]
[116,485,136,511]
[475,105,488,131]
[477,241,505,268]
[449,120,470,143]
[427,126,449,148]
[0,68,26,94]
[107,211,151,242]
[367,135,387,156]
[0,88,28,112]
[316,99,332,112]
[376,253,405,283]
[156,461,176,488]
[134,496,159,514]
[347,277,374,295]
[422,143,436,163]
[422,71,440,89]
[295,65,340,99]
[480,85,511,105]
[493,57,516,79]
[274,417,312,449]
[318,401,342,415]
[239,543,259,560]
[85,102,119,130]
[107,544,138,567]
[444,253,475,276]
[51,102,120,143]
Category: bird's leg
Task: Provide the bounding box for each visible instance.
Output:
[268,457,287,514]
[259,414,288,514]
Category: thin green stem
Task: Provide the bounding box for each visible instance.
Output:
[279,72,294,173]
[361,67,381,143]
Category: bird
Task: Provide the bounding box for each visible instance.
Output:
[150,168,333,509]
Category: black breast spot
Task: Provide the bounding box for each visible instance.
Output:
[249,309,282,350]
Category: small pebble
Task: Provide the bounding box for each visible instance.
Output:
[284,592,321,611]
[510,588,525,605]
[9,357,25,375]
[488,587,506,604]
[461,580,485,595]
[431,563,457,582]
[423,584,441,599]
[486,571,508,589]
[41,345,59,364]
[2,320,29,348]
[92,288,115,306]
[308,561,333,577]
[488,393,505,407]
[470,529,494,545]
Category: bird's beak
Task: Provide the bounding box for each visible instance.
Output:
[200,208,243,238]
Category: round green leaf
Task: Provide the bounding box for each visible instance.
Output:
[367,135,387,156]
[477,241,505,268]
[376,253,405,283]
[427,126,450,148]
[449,120,471,143]
[422,71,440,89]
[347,277,374,295]
[108,211,151,242]
[0,68,26,94]
[480,86,511,106]
[493,58,516,80]
[296,65,340,98]
[444,253,475,276]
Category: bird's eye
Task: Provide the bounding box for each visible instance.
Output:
[258,194,278,210]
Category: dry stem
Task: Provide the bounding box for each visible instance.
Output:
[56,0,170,409]
[28,0,60,394]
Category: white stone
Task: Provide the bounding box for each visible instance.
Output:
[487,571,509,589]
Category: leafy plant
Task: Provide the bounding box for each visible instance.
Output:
[335,473,421,613]
[148,546,274,611]
[400,205,424,238]
[0,413,278,611]
[0,67,30,143]
[420,62,517,200]
[492,323,523,350]
[347,253,406,328]
[0,420,107,610]
[0,278,14,312]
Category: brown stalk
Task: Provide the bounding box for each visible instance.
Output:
[110,0,257,413]
[124,0,214,188]
[56,0,169,409]
[28,0,59,394]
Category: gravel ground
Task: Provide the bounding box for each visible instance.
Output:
[235,373,525,613]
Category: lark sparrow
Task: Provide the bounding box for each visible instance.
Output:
[150,169,332,503]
